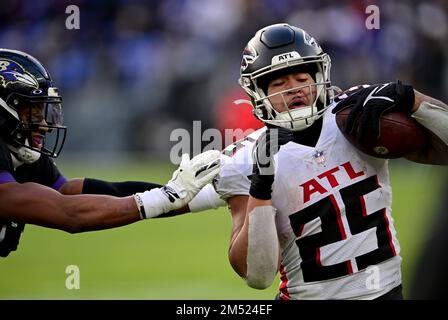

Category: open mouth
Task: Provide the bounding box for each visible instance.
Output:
[288,98,307,110]
[32,135,44,149]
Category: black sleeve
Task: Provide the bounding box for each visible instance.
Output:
[82,178,163,197]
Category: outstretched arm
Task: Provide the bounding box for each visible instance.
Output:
[0,181,139,233]
[60,179,225,217]
[59,178,191,217]
[0,150,221,233]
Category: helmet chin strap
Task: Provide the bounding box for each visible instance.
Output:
[274,106,319,131]
[7,139,41,165]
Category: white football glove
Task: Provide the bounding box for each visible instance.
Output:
[134,150,221,218]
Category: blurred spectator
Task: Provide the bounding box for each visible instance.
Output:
[0,0,446,158]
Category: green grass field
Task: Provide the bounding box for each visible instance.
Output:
[0,158,445,299]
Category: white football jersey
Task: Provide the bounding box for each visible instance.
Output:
[215,102,402,300]
[216,127,265,199]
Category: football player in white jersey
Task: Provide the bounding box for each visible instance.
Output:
[213,23,448,300]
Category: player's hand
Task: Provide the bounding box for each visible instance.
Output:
[162,150,221,208]
[135,150,221,218]
[332,80,415,141]
[249,126,293,200]
[0,220,25,258]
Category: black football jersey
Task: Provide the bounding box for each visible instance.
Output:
[0,137,66,257]
[0,138,66,188]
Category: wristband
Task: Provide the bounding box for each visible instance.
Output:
[399,83,415,113]
[249,173,274,200]
[133,194,147,219]
[134,188,172,219]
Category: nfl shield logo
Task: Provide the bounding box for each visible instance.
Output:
[313,150,327,166]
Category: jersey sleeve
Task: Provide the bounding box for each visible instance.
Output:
[214,128,265,200]
[214,154,252,200]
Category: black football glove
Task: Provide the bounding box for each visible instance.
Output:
[0,220,25,258]
[249,126,294,200]
[332,80,415,141]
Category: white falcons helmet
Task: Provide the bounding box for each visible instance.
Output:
[239,23,333,131]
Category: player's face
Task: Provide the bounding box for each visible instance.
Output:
[18,102,49,150]
[266,72,317,113]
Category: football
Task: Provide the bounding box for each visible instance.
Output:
[335,108,428,159]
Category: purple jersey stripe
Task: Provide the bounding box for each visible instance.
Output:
[0,171,16,184]
[51,175,67,191]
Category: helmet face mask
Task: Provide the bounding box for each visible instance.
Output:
[239,24,333,131]
[257,80,323,131]
[11,97,66,158]
[0,50,67,160]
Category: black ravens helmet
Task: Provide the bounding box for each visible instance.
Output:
[239,23,333,131]
[0,49,66,162]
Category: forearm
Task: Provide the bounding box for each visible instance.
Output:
[412,91,448,145]
[60,178,188,218]
[229,217,249,278]
[228,198,272,276]
[229,197,279,289]
[228,195,252,277]
[408,91,448,164]
[1,182,140,233]
[244,197,279,289]
[411,91,447,114]
[60,194,140,233]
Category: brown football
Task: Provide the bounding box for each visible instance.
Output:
[335,108,428,159]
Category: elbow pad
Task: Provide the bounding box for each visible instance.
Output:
[244,205,279,289]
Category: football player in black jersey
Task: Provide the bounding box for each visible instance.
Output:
[0,49,221,257]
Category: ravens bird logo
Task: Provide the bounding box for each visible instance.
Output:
[0,59,39,89]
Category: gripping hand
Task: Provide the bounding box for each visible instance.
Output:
[332,81,415,141]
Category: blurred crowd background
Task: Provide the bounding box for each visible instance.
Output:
[1,0,447,299]
[0,0,447,159]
